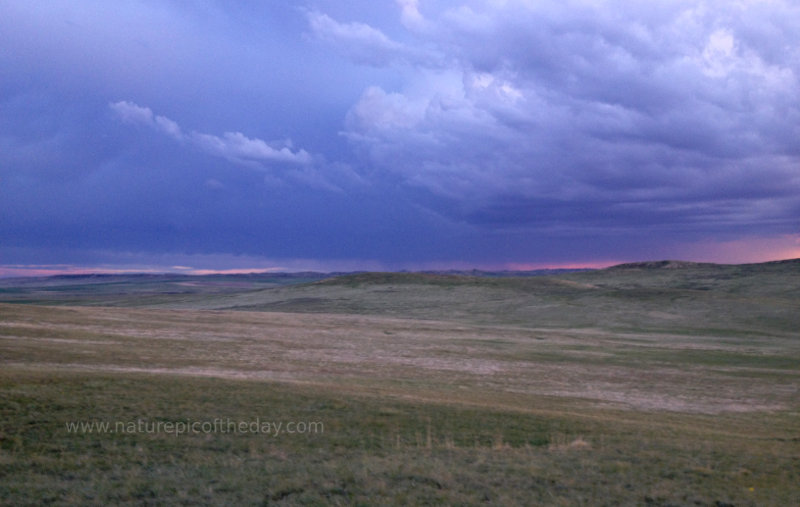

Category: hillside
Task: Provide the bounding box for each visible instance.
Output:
[166,259,800,336]
[2,258,798,337]
[2,260,799,504]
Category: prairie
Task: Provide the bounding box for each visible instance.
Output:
[1,260,799,504]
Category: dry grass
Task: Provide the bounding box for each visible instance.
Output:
[2,303,796,415]
[1,262,799,504]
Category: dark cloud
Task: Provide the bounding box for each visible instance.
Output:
[339,0,800,239]
[1,1,798,273]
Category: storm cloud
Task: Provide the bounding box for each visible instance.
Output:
[1,0,798,274]
[338,0,800,234]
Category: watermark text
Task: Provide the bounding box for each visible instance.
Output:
[65,418,323,437]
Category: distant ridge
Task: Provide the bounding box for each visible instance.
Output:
[608,260,715,270]
[415,268,592,277]
[3,258,797,282]
[760,257,800,266]
[46,271,332,280]
[313,269,593,285]
[1,268,591,283]
[608,258,800,270]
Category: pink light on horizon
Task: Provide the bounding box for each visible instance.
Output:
[677,234,800,265]
[0,265,168,279]
[0,261,616,279]
[0,265,290,279]
[504,260,621,271]
[186,268,286,276]
[2,236,798,279]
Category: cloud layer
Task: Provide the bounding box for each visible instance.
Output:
[1,0,798,272]
[332,0,800,235]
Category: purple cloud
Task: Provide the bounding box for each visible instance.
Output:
[2,1,799,271]
[324,0,800,235]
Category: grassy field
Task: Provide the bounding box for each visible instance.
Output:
[1,260,799,504]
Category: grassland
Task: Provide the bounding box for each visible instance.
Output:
[1,260,799,505]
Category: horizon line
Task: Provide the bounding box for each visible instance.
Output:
[2,256,799,280]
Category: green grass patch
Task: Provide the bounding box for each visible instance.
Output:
[2,370,798,505]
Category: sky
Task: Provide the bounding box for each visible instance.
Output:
[2,0,799,276]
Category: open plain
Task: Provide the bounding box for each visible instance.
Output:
[1,260,799,505]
